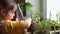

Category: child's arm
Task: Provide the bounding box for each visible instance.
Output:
[2,18,32,32]
[15,18,32,29]
[2,20,25,32]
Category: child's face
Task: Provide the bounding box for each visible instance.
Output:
[5,5,17,20]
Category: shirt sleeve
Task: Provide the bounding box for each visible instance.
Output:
[2,20,25,33]
[11,20,25,30]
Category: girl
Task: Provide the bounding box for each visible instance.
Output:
[0,0,32,34]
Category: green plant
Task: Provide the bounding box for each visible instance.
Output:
[42,19,59,30]
[25,2,33,9]
[19,2,33,10]
[56,12,60,21]
[32,12,59,34]
[32,12,50,34]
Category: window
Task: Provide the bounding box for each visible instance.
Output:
[47,0,60,22]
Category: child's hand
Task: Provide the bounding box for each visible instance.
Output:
[24,18,32,28]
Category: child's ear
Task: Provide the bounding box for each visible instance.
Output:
[0,8,6,16]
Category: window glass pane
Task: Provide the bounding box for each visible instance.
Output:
[47,0,60,21]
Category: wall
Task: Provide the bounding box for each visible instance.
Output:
[26,0,43,17]
[42,0,47,19]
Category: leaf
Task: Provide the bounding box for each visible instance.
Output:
[25,2,33,9]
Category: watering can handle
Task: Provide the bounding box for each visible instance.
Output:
[16,3,28,34]
[16,4,24,21]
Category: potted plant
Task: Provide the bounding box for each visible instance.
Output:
[56,12,60,30]
[31,12,50,34]
[32,11,59,34]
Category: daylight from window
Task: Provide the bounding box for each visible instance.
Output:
[47,0,60,22]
